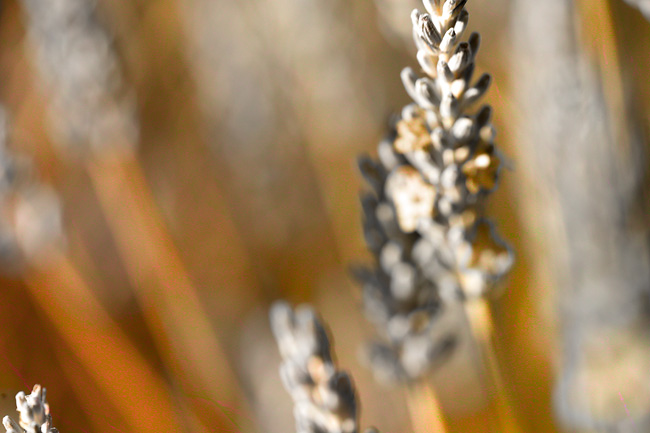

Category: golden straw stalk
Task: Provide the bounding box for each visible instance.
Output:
[465,299,521,433]
[86,150,244,428]
[405,383,449,433]
[24,251,185,432]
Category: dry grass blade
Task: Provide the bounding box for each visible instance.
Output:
[465,301,521,433]
[24,252,184,432]
[405,384,448,433]
[87,151,244,430]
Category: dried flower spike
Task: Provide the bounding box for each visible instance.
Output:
[19,0,138,155]
[355,0,512,383]
[270,301,377,433]
[2,385,59,433]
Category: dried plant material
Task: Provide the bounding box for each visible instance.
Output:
[2,385,58,433]
[270,301,378,433]
[19,0,137,155]
[354,164,455,381]
[394,114,433,154]
[355,0,512,384]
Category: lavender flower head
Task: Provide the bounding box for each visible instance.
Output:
[270,301,373,433]
[355,0,512,383]
[2,385,58,433]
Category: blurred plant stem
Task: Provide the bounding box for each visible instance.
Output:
[86,150,247,432]
[576,0,630,157]
[24,251,185,432]
[465,300,522,433]
[511,0,650,429]
[405,383,448,433]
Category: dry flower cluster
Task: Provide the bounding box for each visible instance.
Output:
[270,301,376,433]
[355,0,512,383]
[2,385,58,433]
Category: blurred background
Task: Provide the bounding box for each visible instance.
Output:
[0,0,649,432]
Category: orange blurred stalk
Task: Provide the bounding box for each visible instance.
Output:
[406,383,449,433]
[86,150,246,430]
[465,300,522,433]
[24,251,185,432]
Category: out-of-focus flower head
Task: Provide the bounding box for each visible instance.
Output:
[270,301,379,433]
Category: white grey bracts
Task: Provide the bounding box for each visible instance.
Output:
[2,385,58,433]
[19,0,138,155]
[270,301,376,433]
[355,0,512,383]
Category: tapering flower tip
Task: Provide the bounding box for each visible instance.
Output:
[270,301,360,433]
[3,385,58,433]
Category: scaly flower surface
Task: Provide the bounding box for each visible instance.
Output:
[2,385,58,433]
[270,301,376,433]
[355,0,512,383]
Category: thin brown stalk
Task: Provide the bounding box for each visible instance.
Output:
[465,300,522,433]
[24,251,185,432]
[86,150,245,430]
[405,383,448,433]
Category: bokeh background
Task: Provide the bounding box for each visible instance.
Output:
[0,0,649,432]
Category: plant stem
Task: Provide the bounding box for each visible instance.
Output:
[406,383,449,433]
[465,300,522,433]
[24,251,186,432]
[86,150,248,432]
